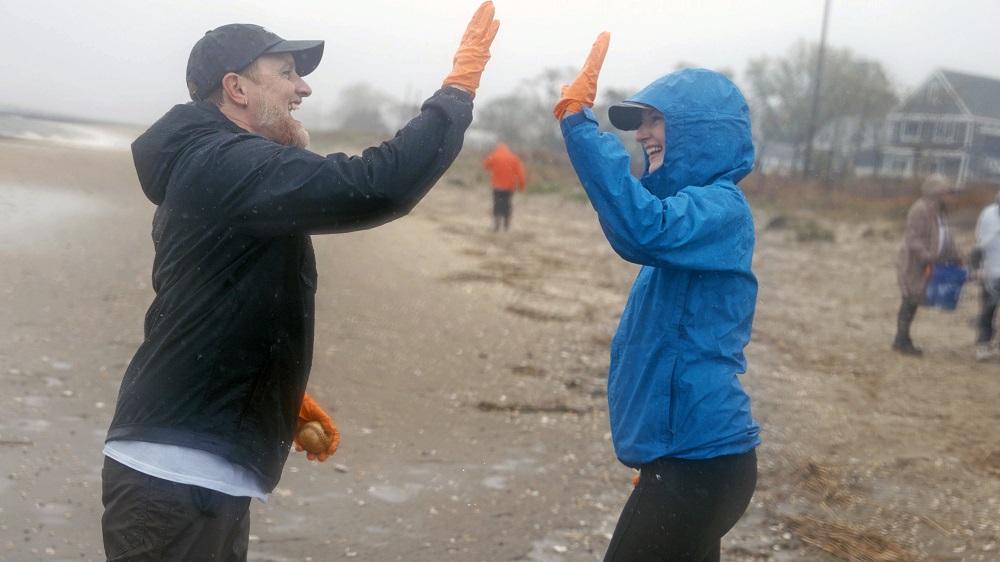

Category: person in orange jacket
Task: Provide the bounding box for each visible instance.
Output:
[482,142,527,231]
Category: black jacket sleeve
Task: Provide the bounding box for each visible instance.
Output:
[176,87,473,236]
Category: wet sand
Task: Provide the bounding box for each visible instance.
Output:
[1,135,998,561]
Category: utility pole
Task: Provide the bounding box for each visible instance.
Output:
[802,0,832,180]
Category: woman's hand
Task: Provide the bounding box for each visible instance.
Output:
[553,32,610,120]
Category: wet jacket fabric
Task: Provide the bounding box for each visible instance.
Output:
[107,87,473,491]
[898,197,961,300]
[559,69,760,466]
[482,143,526,191]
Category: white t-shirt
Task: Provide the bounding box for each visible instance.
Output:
[104,441,269,502]
[937,215,947,259]
[975,203,1000,281]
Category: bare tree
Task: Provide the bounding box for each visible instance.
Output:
[744,41,897,182]
[335,82,393,134]
[475,67,577,152]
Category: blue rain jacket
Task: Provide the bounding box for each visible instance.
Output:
[560,69,760,466]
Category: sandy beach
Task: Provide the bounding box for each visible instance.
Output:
[1,129,998,562]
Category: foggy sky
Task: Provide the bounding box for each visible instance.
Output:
[3,0,998,124]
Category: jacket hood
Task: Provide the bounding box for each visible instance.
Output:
[488,143,515,157]
[624,68,754,198]
[131,101,243,205]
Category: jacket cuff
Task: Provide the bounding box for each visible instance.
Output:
[423,87,474,129]
[560,107,599,135]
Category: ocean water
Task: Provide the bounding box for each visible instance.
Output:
[0,112,133,150]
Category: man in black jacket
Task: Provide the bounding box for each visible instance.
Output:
[101,4,499,560]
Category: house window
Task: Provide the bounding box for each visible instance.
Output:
[984,157,1000,176]
[885,156,911,177]
[935,157,961,176]
[933,121,957,143]
[900,121,921,143]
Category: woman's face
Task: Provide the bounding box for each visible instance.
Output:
[635,108,666,173]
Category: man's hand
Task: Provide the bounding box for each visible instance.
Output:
[442,1,500,97]
[553,32,610,120]
[294,392,341,462]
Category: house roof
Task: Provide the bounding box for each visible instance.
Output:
[941,69,1000,121]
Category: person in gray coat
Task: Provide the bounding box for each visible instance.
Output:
[893,174,962,356]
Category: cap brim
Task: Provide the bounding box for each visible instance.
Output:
[264,40,324,76]
[608,101,652,131]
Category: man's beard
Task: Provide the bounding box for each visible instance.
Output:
[255,99,310,148]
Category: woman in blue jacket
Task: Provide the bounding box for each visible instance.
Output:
[554,34,760,561]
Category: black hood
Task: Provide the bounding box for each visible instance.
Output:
[131,101,244,205]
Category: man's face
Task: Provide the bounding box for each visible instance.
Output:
[635,108,666,173]
[244,53,313,148]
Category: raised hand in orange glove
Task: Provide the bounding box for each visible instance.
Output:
[442,1,500,97]
[553,32,611,120]
[294,392,341,462]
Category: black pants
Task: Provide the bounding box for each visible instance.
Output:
[604,449,757,562]
[978,282,999,344]
[492,189,513,231]
[102,457,251,562]
[894,297,921,347]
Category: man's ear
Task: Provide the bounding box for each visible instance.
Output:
[221,72,248,107]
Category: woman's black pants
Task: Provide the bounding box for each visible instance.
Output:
[604,449,757,562]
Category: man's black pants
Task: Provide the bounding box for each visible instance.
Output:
[603,449,757,562]
[102,457,251,561]
[978,282,999,344]
[492,189,513,230]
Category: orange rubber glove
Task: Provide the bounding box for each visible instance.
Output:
[442,1,500,96]
[294,392,341,462]
[553,32,611,120]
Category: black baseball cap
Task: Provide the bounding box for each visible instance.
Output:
[608,101,652,131]
[186,23,324,101]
